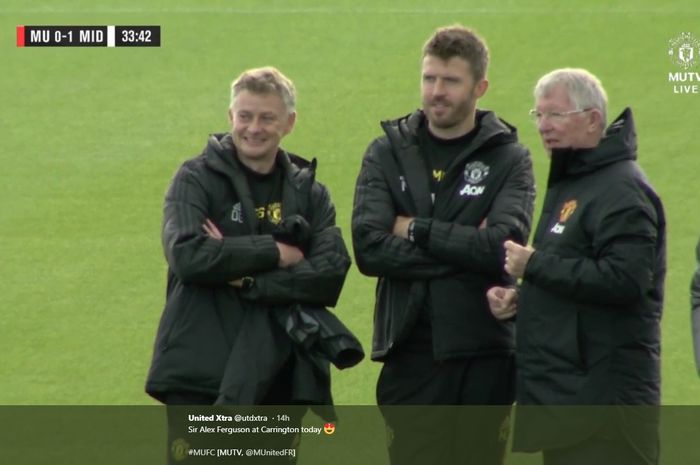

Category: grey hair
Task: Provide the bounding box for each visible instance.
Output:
[534,68,608,128]
[229,66,296,113]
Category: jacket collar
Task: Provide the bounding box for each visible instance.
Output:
[548,107,637,185]
[202,133,316,229]
[379,110,520,217]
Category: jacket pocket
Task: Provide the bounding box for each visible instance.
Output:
[372,278,424,358]
[162,284,198,351]
[535,306,587,374]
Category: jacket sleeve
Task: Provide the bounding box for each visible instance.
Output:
[692,237,700,376]
[416,147,535,275]
[241,183,351,307]
[162,164,279,284]
[351,139,459,279]
[523,189,660,306]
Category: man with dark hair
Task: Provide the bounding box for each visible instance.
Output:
[489,68,666,465]
[146,66,354,407]
[423,25,489,81]
[352,25,535,464]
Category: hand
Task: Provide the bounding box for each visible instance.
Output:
[276,241,304,268]
[479,218,488,229]
[202,218,224,240]
[504,240,535,279]
[202,221,247,287]
[393,215,414,239]
[486,286,518,320]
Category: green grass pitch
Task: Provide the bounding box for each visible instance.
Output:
[1,0,699,406]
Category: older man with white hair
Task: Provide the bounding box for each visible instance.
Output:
[488,68,666,465]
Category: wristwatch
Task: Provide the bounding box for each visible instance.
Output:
[407,220,416,243]
[240,276,255,291]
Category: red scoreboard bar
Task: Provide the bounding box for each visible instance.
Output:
[16,25,161,47]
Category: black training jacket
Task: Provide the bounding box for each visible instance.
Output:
[145,133,351,401]
[691,237,700,375]
[352,110,535,361]
[513,108,666,451]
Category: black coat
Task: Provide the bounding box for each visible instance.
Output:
[691,237,700,375]
[352,110,535,361]
[513,108,666,451]
[146,133,352,401]
[216,303,364,420]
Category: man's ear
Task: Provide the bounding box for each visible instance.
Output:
[284,111,297,135]
[587,109,604,134]
[474,79,489,99]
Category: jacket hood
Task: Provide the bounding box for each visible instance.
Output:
[548,107,637,184]
[381,109,519,152]
[202,133,317,187]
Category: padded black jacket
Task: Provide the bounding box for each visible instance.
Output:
[352,110,535,361]
[513,108,666,451]
[691,238,700,375]
[146,133,351,401]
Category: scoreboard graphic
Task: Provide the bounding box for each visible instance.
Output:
[16,25,161,47]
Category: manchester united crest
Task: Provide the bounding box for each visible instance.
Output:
[463,161,490,185]
[559,199,578,223]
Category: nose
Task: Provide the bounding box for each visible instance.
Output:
[537,116,552,134]
[248,116,262,133]
[432,78,446,97]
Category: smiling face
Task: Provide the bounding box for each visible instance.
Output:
[421,55,488,139]
[535,84,601,152]
[229,90,296,171]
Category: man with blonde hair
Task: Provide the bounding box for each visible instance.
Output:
[488,68,666,465]
[146,66,353,409]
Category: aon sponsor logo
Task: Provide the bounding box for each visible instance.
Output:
[460,184,486,197]
[550,223,565,234]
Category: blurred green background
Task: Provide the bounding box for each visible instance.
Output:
[1,0,698,405]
